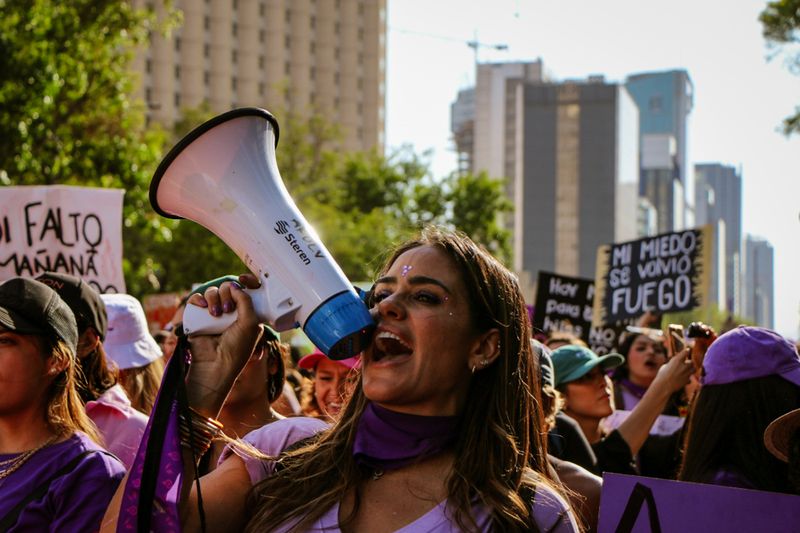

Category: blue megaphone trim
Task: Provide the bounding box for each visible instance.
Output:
[304,290,374,360]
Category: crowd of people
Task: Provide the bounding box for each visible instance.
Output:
[0,227,798,531]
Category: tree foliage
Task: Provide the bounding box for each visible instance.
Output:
[0,1,513,298]
[663,304,754,336]
[0,0,177,295]
[760,0,800,134]
[154,105,513,287]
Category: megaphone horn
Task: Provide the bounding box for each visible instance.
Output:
[149,108,373,359]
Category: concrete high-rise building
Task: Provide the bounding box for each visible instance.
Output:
[512,78,639,283]
[625,70,694,197]
[742,235,774,328]
[639,133,684,233]
[132,0,386,153]
[694,163,743,314]
[637,197,658,237]
[451,87,475,176]
[450,61,547,189]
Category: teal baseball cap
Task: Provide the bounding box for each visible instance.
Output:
[551,345,624,386]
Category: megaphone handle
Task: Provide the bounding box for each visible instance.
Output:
[182,285,270,336]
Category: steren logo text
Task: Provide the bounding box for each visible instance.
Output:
[273,219,324,266]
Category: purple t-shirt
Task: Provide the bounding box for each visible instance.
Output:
[221,417,577,532]
[0,432,126,532]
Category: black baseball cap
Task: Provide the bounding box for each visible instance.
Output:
[36,272,108,339]
[0,277,79,356]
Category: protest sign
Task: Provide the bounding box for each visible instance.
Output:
[143,293,182,333]
[587,323,628,355]
[0,185,125,293]
[532,271,595,342]
[599,473,800,533]
[593,226,712,324]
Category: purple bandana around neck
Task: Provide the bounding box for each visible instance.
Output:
[352,402,460,472]
[620,377,649,399]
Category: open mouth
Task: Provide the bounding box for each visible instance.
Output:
[372,331,413,363]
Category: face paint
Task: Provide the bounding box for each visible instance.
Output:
[401,265,413,277]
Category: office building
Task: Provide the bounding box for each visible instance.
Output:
[132,0,386,153]
[637,197,658,237]
[742,235,774,328]
[694,163,743,314]
[625,70,693,196]
[512,78,639,281]
[639,133,685,233]
[451,87,475,176]
[450,61,547,184]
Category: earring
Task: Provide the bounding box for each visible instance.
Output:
[480,359,489,367]
[471,365,477,374]
[268,379,278,399]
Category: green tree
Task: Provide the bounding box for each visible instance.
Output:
[0,0,514,296]
[0,0,178,295]
[663,304,754,335]
[760,0,800,134]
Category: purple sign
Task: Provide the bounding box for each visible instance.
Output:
[599,473,800,533]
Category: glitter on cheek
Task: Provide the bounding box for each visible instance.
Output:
[401,265,413,277]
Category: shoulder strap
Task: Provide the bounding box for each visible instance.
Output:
[0,449,114,530]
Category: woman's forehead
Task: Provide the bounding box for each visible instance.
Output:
[387,245,456,274]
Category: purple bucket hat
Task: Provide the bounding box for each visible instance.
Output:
[702,326,800,387]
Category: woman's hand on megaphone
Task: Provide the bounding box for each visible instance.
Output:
[185,275,262,416]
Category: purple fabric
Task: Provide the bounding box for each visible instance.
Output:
[702,326,800,386]
[116,355,184,532]
[0,432,125,532]
[219,416,329,484]
[619,378,648,400]
[707,467,757,490]
[352,402,460,472]
[296,490,577,533]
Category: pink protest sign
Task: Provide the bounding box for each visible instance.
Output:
[599,473,800,533]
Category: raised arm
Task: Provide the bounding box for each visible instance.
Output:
[101,276,262,532]
[616,349,693,455]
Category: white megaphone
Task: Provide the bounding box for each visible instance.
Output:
[149,108,374,359]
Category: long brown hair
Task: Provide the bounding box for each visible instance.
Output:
[41,337,101,443]
[76,341,118,403]
[119,357,166,415]
[246,227,562,532]
[678,375,800,493]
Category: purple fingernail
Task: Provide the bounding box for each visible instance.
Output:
[211,304,222,316]
[223,301,233,313]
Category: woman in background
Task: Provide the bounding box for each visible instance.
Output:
[102,293,165,416]
[612,330,668,412]
[0,278,125,531]
[36,272,148,469]
[198,325,290,474]
[298,346,360,421]
[679,326,800,493]
[552,344,692,476]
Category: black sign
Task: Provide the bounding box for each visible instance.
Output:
[594,226,712,324]
[532,271,595,343]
